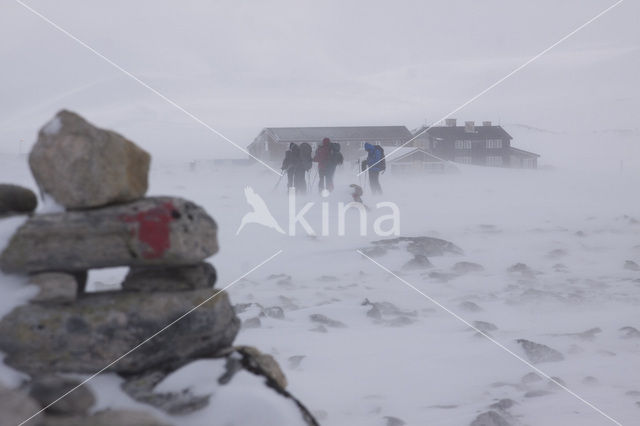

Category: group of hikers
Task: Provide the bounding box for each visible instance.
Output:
[280,137,386,195]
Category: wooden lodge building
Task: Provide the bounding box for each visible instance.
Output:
[247,121,539,170]
[412,119,539,168]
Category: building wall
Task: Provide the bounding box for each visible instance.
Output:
[429,133,512,167]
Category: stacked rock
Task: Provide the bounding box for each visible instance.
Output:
[0,111,317,425]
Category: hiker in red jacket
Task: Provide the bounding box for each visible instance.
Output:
[313,137,334,192]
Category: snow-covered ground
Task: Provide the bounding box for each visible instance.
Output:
[1,153,638,425]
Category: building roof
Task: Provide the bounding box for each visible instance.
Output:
[509,146,540,157]
[416,125,513,141]
[384,147,448,163]
[264,126,413,143]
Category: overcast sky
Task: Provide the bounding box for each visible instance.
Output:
[0,0,638,165]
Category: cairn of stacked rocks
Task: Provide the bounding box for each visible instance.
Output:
[0,111,317,426]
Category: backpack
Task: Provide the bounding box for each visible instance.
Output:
[299,142,313,171]
[375,145,386,171]
[330,143,344,166]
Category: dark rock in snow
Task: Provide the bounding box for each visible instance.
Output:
[619,326,640,339]
[524,390,553,398]
[122,262,216,292]
[288,355,306,369]
[452,261,484,274]
[0,289,238,375]
[360,246,388,258]
[516,339,565,364]
[310,313,346,328]
[469,410,512,426]
[489,399,516,411]
[0,197,218,273]
[264,306,285,319]
[384,415,406,426]
[29,374,95,416]
[243,317,262,329]
[371,236,463,257]
[624,260,640,271]
[29,110,150,209]
[546,249,567,259]
[317,275,338,282]
[236,345,288,389]
[507,263,537,278]
[428,271,459,282]
[473,321,498,333]
[403,254,433,270]
[29,272,78,304]
[0,183,37,216]
[521,372,543,384]
[459,301,483,312]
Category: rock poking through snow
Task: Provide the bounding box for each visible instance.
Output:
[0,197,218,273]
[516,339,565,364]
[29,110,150,209]
[469,410,512,426]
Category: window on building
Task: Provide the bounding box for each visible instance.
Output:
[486,139,503,149]
[455,140,472,149]
[454,156,472,164]
[486,156,503,166]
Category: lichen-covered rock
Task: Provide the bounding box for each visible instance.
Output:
[0,183,37,216]
[29,374,95,416]
[122,262,216,292]
[235,345,288,389]
[0,197,218,273]
[29,273,77,304]
[0,289,238,375]
[29,110,150,209]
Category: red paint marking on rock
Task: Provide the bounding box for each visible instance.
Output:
[121,202,176,259]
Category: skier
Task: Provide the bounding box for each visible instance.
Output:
[281,143,307,194]
[313,138,334,193]
[363,143,385,194]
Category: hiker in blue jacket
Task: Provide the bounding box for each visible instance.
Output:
[363,143,385,194]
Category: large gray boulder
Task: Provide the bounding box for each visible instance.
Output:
[0,183,37,216]
[29,110,150,209]
[0,289,239,375]
[122,262,216,292]
[0,197,218,273]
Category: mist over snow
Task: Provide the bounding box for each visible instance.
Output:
[1,1,639,425]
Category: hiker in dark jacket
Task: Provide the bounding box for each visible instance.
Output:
[364,142,385,194]
[281,143,307,194]
[313,138,334,193]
